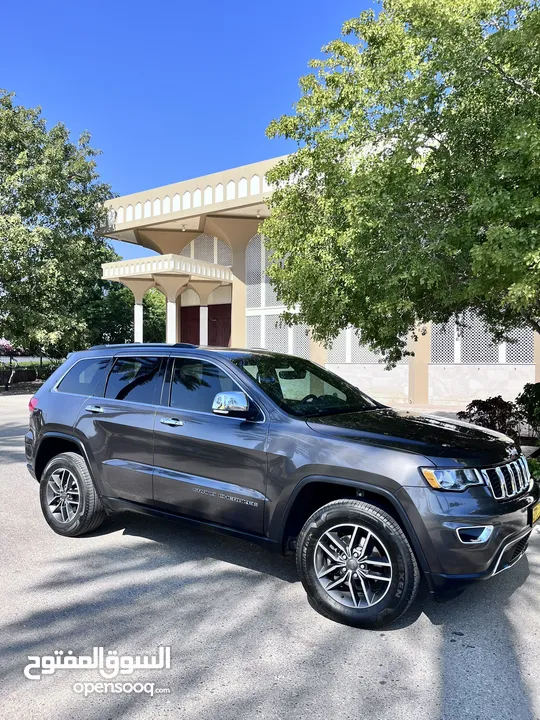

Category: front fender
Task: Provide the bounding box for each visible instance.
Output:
[269,474,433,579]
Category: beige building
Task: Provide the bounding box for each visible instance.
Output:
[102,156,540,407]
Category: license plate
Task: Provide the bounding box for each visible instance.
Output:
[532,503,540,526]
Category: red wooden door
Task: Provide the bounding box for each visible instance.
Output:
[181,306,200,345]
[208,303,231,347]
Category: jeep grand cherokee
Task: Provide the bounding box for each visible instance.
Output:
[25,343,540,628]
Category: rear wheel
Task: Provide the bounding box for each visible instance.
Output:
[296,499,419,628]
[39,452,106,537]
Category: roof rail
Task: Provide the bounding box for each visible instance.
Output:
[88,342,198,350]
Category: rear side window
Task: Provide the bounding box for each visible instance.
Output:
[105,356,163,405]
[170,358,239,413]
[56,358,111,396]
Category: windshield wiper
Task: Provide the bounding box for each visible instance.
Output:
[302,405,376,418]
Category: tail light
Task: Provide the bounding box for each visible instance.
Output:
[28,397,38,413]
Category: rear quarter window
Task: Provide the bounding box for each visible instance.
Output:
[56,358,111,396]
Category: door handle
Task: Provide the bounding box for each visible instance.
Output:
[85,405,104,414]
[160,417,184,427]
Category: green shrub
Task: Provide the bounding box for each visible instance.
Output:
[16,360,63,381]
[527,457,540,481]
[34,361,63,381]
[516,383,540,439]
[456,396,523,440]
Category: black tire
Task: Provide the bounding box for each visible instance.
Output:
[296,499,420,629]
[39,451,106,537]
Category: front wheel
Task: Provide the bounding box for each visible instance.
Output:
[296,499,420,628]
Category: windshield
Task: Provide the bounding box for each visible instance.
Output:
[232,353,381,418]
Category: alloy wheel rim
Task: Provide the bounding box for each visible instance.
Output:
[46,468,81,524]
[314,523,393,609]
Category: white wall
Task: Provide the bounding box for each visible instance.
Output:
[326,363,409,404]
[428,364,535,405]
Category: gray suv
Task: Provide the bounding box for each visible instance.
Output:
[25,343,540,628]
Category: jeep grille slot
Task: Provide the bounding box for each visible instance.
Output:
[481,456,531,501]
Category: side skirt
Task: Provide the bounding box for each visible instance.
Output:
[102,496,282,553]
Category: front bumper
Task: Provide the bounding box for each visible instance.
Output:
[396,480,539,594]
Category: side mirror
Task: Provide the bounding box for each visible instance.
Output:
[212,391,251,418]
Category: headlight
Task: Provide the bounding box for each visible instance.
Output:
[420,467,484,491]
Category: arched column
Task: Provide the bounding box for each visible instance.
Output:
[154,275,189,344]
[204,216,261,347]
[116,278,155,343]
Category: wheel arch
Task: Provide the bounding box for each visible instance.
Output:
[276,475,431,577]
[34,433,99,490]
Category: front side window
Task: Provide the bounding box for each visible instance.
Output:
[170,358,240,413]
[57,357,111,396]
[105,356,163,405]
[232,354,380,418]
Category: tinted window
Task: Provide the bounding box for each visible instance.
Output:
[57,358,110,396]
[170,358,239,413]
[232,353,379,418]
[105,356,163,405]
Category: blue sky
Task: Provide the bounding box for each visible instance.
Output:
[1,0,370,258]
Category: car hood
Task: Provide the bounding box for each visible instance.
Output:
[306,408,518,466]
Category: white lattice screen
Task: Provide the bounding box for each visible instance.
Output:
[246,315,261,348]
[328,330,347,363]
[179,234,232,266]
[431,321,456,364]
[264,246,280,307]
[193,234,214,263]
[327,328,404,364]
[506,327,534,364]
[246,234,262,309]
[461,312,498,364]
[246,234,294,353]
[292,324,310,359]
[217,240,232,267]
[351,335,382,364]
[264,314,289,354]
[431,314,534,364]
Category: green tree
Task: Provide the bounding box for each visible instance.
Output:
[141,288,166,343]
[86,285,166,346]
[263,0,540,364]
[0,90,125,356]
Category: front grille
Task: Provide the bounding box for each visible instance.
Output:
[481,456,531,501]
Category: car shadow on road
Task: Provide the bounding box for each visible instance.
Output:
[86,511,300,583]
[426,549,537,720]
[0,512,538,720]
[0,519,424,720]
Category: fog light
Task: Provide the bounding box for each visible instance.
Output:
[456,526,494,544]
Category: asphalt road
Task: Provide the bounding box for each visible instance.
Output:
[1,393,539,720]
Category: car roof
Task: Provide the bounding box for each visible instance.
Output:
[85,343,297,361]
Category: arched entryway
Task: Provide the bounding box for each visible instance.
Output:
[179,285,232,347]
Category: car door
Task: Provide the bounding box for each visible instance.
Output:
[74,353,167,505]
[152,355,269,534]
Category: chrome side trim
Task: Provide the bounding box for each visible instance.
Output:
[102,459,268,503]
